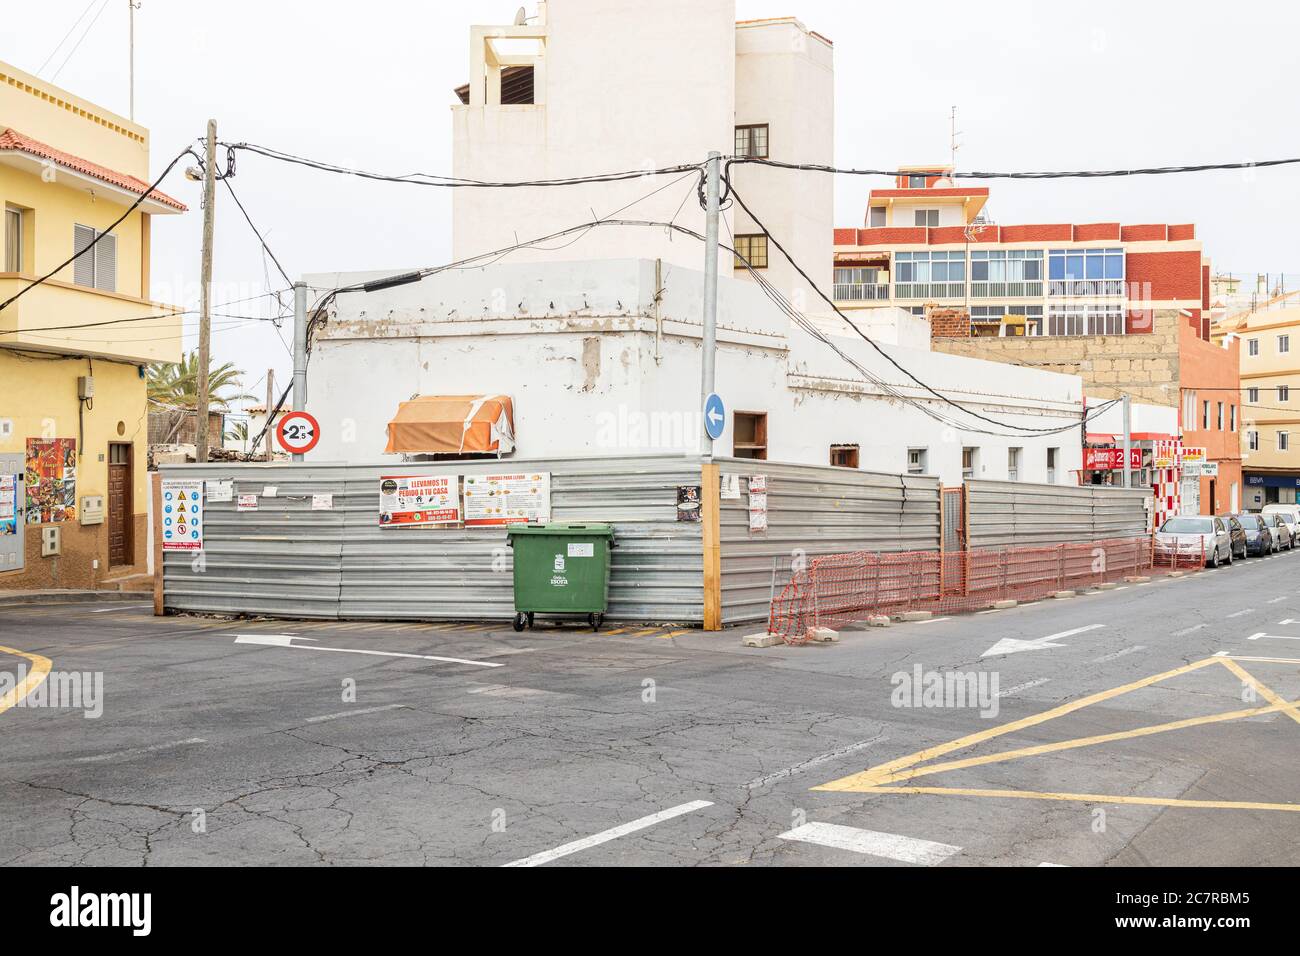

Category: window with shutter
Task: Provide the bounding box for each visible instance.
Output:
[73,223,96,288]
[94,231,117,292]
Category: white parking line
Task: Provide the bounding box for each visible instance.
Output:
[778,823,961,865]
[1246,632,1300,642]
[744,737,884,790]
[304,704,405,724]
[1171,624,1208,637]
[87,604,152,613]
[1226,609,1255,618]
[232,634,503,668]
[995,678,1051,698]
[911,617,952,625]
[1092,645,1147,663]
[1268,597,1287,604]
[76,737,206,763]
[503,800,713,867]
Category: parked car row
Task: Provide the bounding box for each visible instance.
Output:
[1155,507,1299,568]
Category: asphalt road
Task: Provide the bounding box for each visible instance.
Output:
[1,549,1298,867]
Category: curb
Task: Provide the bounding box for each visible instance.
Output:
[0,590,146,608]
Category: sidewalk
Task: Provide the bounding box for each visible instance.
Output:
[0,589,150,608]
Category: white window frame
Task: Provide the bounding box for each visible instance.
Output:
[4,207,21,273]
[1248,338,1260,356]
[1248,430,1260,451]
[1217,402,1224,430]
[1248,387,1259,403]
[1007,447,1021,481]
[913,208,940,228]
[1280,431,1290,452]
[1280,334,1291,354]
[907,447,927,475]
[72,223,117,292]
[1280,385,1291,403]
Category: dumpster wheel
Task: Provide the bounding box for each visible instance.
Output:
[512,612,527,632]
[589,612,603,632]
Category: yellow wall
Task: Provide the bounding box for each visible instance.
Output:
[1218,307,1300,470]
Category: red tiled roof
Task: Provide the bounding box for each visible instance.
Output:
[0,128,186,212]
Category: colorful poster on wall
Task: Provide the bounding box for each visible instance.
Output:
[0,474,16,535]
[748,475,768,532]
[463,472,550,526]
[379,474,459,527]
[161,478,204,551]
[24,437,77,524]
[676,485,702,522]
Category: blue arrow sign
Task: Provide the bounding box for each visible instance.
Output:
[703,392,726,441]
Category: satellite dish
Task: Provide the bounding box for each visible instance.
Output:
[514,6,527,25]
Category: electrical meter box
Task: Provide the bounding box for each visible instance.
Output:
[81,495,104,525]
[77,375,94,400]
[41,526,60,557]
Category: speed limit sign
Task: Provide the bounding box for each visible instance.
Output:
[275,410,321,455]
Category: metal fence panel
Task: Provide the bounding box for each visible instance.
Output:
[966,480,1149,549]
[713,457,941,626]
[161,455,704,623]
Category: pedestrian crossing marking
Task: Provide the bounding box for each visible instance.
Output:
[816,656,1300,812]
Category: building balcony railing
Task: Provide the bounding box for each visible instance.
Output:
[970,280,1044,298]
[833,282,890,302]
[0,274,183,364]
[893,281,966,300]
[1048,279,1125,297]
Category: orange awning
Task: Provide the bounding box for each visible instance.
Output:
[384,395,515,455]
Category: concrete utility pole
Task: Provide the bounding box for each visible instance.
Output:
[699,150,721,455]
[1122,392,1132,489]
[194,118,216,464]
[292,281,308,462]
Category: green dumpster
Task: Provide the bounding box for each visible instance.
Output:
[506,523,614,631]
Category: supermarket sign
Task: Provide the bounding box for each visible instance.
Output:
[378,474,459,527]
[1083,447,1141,471]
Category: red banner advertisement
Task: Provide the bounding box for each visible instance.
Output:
[1083,447,1142,471]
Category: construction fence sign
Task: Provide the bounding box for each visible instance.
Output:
[161,478,204,552]
[463,472,550,526]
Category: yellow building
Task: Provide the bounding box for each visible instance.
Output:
[1215,301,1300,508]
[0,60,184,589]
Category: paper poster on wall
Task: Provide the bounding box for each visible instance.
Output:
[748,474,768,532]
[379,474,460,527]
[161,478,204,551]
[720,473,742,500]
[312,493,334,511]
[463,472,550,526]
[205,480,233,503]
[25,437,77,524]
[676,485,702,522]
[237,494,258,512]
[0,474,16,535]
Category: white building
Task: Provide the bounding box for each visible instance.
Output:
[297,0,1087,486]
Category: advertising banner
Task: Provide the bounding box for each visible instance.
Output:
[25,437,76,523]
[463,472,550,526]
[0,474,16,535]
[1083,447,1142,470]
[379,474,460,527]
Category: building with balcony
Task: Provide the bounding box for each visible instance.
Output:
[1214,303,1300,508]
[0,60,184,589]
[832,165,1241,512]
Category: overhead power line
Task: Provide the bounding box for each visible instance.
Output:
[726,156,1300,180]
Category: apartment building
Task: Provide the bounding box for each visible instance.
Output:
[0,60,184,588]
[832,164,1241,512]
[1215,305,1300,508]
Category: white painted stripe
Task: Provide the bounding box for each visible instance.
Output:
[77,737,206,763]
[1172,624,1208,637]
[1226,609,1255,619]
[1221,654,1300,664]
[911,617,952,625]
[1268,597,1287,604]
[233,634,502,668]
[1092,645,1147,663]
[88,604,152,613]
[1280,619,1296,625]
[996,678,1051,698]
[778,822,960,865]
[744,737,884,790]
[304,704,405,724]
[1038,862,1069,867]
[1247,633,1300,641]
[503,800,713,867]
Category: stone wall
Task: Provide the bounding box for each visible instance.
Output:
[930,309,1181,406]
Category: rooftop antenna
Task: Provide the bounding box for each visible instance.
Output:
[949,105,961,174]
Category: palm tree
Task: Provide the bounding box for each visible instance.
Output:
[224,420,249,451]
[148,351,255,410]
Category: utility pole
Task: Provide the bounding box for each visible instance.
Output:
[264,369,274,463]
[1121,392,1132,489]
[292,281,308,462]
[128,1,140,120]
[194,118,216,464]
[699,150,720,455]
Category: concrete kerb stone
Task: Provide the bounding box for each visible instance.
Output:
[989,600,1017,610]
[896,611,933,622]
[1052,590,1077,599]
[742,632,783,648]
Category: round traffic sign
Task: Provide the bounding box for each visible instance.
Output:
[703,392,726,441]
[276,410,321,454]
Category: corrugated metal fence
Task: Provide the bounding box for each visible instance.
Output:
[162,455,704,623]
[714,458,941,626]
[965,480,1150,549]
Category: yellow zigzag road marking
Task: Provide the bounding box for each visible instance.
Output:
[0,644,52,716]
[815,657,1300,812]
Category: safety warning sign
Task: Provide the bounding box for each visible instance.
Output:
[162,478,204,551]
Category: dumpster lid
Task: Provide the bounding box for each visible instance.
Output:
[506,522,613,537]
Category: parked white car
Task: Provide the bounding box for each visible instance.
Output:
[1260,505,1299,547]
[1155,516,1234,567]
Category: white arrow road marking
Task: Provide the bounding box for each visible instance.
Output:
[233,634,503,667]
[981,623,1105,658]
[778,823,961,865]
[1246,632,1300,642]
[503,800,713,867]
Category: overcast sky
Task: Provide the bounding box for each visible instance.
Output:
[7,0,1300,415]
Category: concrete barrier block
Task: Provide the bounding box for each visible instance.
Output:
[806,626,840,643]
[1051,590,1076,599]
[990,600,1017,610]
[897,611,933,621]
[742,632,784,648]
[866,615,891,627]
[1123,576,1150,583]
[1095,582,1119,590]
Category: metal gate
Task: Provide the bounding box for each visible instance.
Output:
[940,485,966,594]
[0,452,24,574]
